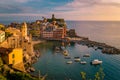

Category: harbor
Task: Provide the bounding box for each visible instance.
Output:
[32,40,120,80]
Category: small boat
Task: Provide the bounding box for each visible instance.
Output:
[74,57,80,58]
[83,54,90,57]
[64,56,71,59]
[66,61,73,64]
[92,59,102,65]
[63,50,69,56]
[61,46,65,50]
[55,47,60,53]
[80,61,87,64]
[74,58,81,62]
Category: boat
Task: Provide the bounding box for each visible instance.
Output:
[63,50,69,56]
[92,59,102,65]
[66,61,73,64]
[83,54,90,57]
[55,47,60,53]
[61,46,65,50]
[74,58,81,62]
[74,56,80,58]
[64,56,71,59]
[80,61,87,64]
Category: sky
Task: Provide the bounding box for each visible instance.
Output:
[0,0,120,21]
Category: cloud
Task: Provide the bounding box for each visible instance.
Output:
[0,0,120,20]
[52,0,120,20]
[55,0,120,11]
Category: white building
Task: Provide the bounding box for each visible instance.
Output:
[0,30,5,43]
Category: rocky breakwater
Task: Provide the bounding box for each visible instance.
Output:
[24,50,41,73]
[78,39,120,54]
[23,40,42,73]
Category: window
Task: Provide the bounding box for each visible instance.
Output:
[12,54,15,58]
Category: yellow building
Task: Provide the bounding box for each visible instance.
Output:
[5,27,21,36]
[0,48,23,65]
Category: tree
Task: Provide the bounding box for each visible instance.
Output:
[80,67,105,80]
[80,72,86,80]
[94,67,105,80]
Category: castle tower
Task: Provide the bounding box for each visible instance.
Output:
[52,14,56,21]
[21,22,27,37]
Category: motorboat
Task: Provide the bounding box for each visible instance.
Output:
[74,57,80,58]
[64,56,71,59]
[61,46,65,50]
[63,50,69,56]
[55,47,60,53]
[80,61,87,64]
[83,54,90,57]
[66,61,73,64]
[92,59,102,65]
[74,58,81,62]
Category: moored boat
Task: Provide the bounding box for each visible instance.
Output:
[63,50,69,56]
[55,47,60,53]
[64,56,71,59]
[66,61,73,64]
[74,58,81,62]
[83,54,90,57]
[80,61,87,64]
[92,59,102,65]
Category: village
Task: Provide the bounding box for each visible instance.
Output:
[0,14,120,80]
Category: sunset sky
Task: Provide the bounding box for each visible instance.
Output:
[0,0,120,20]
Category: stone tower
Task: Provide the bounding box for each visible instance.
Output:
[52,14,55,21]
[21,22,27,37]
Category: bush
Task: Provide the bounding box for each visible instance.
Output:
[7,72,38,80]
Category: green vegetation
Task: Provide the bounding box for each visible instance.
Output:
[0,57,39,80]
[80,72,86,80]
[0,74,7,80]
[94,68,105,80]
[80,67,105,80]
[0,24,5,31]
[6,72,38,80]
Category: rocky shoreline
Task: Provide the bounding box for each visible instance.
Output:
[77,37,120,54]
[24,40,43,73]
[25,50,41,73]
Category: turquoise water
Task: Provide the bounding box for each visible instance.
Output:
[32,21,120,80]
[33,41,120,80]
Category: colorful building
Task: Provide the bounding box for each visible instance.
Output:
[0,30,5,43]
[41,27,66,40]
[0,48,23,65]
[41,31,53,39]
[53,28,65,39]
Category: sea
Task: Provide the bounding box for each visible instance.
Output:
[1,19,120,80]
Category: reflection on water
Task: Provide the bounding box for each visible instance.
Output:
[66,21,120,49]
[33,41,120,80]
